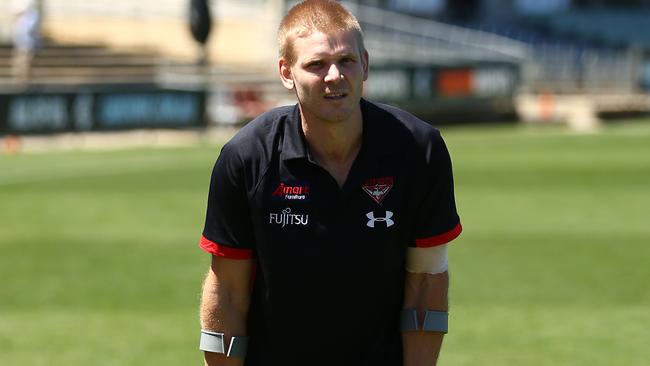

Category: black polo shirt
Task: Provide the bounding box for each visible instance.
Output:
[199,99,462,366]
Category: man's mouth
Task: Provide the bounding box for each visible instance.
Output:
[324,92,347,100]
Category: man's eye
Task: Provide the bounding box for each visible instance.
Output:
[307,61,322,68]
[340,57,355,64]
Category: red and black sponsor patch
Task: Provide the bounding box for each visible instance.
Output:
[272,182,310,201]
[361,176,393,205]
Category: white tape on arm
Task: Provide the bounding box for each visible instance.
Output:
[405,244,448,274]
[199,330,249,358]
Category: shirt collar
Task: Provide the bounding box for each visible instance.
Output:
[358,98,397,158]
[280,104,310,161]
[280,99,396,162]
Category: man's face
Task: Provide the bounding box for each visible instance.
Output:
[279,30,369,125]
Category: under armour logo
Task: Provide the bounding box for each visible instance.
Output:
[366,211,394,228]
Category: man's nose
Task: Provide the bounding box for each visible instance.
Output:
[324,64,342,83]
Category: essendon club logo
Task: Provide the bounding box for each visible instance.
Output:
[272,182,310,200]
[361,176,393,205]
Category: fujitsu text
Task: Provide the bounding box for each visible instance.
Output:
[269,208,309,227]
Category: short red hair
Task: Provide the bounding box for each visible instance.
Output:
[278,0,365,65]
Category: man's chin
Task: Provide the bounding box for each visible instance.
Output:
[300,99,361,124]
[318,109,357,124]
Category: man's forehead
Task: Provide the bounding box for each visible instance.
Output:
[293,30,361,58]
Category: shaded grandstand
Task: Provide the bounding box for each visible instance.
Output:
[0,42,159,87]
[1,0,650,134]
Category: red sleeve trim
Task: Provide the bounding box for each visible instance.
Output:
[199,236,254,260]
[415,222,462,248]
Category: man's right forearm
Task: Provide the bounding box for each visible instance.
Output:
[200,263,251,366]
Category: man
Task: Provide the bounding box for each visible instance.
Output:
[198,1,462,365]
[12,0,41,83]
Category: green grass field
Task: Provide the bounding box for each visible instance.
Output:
[1,120,649,365]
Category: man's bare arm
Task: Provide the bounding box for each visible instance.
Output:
[402,271,449,366]
[200,255,254,366]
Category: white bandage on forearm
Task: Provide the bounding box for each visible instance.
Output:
[405,244,448,274]
[199,330,249,357]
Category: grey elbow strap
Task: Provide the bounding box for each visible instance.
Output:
[400,309,449,333]
[199,330,249,358]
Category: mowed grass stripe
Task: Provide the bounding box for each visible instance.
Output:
[0,147,217,186]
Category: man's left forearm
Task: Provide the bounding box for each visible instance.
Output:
[402,271,449,366]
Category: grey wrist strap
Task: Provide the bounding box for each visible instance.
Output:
[423,310,448,333]
[199,330,249,358]
[227,336,249,357]
[400,309,449,333]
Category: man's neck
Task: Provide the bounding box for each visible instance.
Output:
[301,109,363,187]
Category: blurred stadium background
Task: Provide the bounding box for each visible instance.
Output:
[1,1,649,365]
[1,0,650,137]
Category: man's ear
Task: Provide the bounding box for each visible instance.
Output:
[279,58,294,90]
[362,49,369,82]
